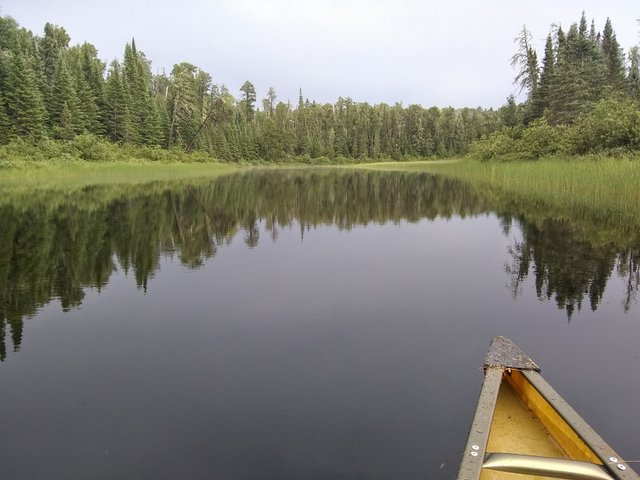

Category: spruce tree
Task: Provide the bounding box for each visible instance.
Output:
[3,51,46,139]
[529,35,555,120]
[628,47,640,100]
[0,94,10,144]
[40,23,71,127]
[168,62,198,146]
[548,16,604,124]
[68,43,105,135]
[601,18,626,91]
[104,61,133,142]
[49,54,82,139]
[122,40,161,145]
[239,80,256,119]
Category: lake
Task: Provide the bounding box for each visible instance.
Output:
[0,168,638,479]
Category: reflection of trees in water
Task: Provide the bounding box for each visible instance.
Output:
[1,169,639,359]
[504,217,640,319]
[617,250,640,312]
[0,171,484,359]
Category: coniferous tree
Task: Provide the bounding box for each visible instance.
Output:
[167,62,199,146]
[104,60,133,142]
[39,23,71,127]
[238,80,256,119]
[628,46,640,100]
[511,26,539,104]
[529,35,555,120]
[548,15,604,125]
[3,51,46,139]
[49,54,82,139]
[0,95,10,144]
[72,43,106,134]
[601,18,626,91]
[262,87,277,117]
[123,40,161,145]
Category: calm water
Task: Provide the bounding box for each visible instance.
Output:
[0,169,638,479]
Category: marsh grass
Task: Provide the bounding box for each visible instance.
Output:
[0,162,238,192]
[364,155,640,230]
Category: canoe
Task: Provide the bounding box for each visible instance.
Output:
[457,336,638,480]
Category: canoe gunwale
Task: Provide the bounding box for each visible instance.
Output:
[455,337,639,480]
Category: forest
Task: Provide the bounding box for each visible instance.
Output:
[0,12,638,164]
[0,14,501,163]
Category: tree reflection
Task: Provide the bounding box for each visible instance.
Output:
[504,216,640,319]
[0,169,638,358]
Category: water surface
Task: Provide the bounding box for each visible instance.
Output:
[1,169,638,479]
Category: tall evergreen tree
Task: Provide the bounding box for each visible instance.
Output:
[529,34,555,120]
[72,43,106,134]
[122,40,161,145]
[0,94,10,144]
[167,62,199,146]
[262,87,277,117]
[104,60,133,142]
[3,51,46,139]
[238,80,256,119]
[511,26,539,98]
[628,46,640,100]
[548,16,604,124]
[49,53,82,139]
[39,23,71,127]
[601,18,626,91]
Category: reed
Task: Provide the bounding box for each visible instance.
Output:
[362,155,640,230]
[0,162,238,193]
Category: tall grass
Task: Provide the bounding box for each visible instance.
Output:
[363,155,640,231]
[0,162,239,194]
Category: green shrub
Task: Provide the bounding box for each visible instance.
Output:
[70,134,115,161]
[566,98,640,154]
[469,130,517,161]
[515,118,565,159]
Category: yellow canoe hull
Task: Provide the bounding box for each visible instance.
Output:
[457,337,638,480]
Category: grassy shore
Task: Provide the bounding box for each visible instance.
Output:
[362,155,640,229]
[3,138,640,231]
[0,161,240,191]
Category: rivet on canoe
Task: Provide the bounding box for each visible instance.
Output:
[470,451,479,457]
[471,445,480,451]
[617,464,627,471]
[610,457,619,463]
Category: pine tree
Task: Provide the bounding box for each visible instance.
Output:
[72,43,106,135]
[601,18,626,92]
[511,26,539,102]
[261,87,277,116]
[49,54,82,139]
[104,61,133,142]
[168,62,198,146]
[628,47,640,100]
[40,23,71,127]
[238,80,256,119]
[0,94,10,144]
[548,15,604,124]
[529,35,555,120]
[122,40,161,144]
[3,51,46,139]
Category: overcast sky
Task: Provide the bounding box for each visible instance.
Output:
[2,1,638,108]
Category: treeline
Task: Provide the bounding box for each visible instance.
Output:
[473,13,640,161]
[0,15,503,163]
